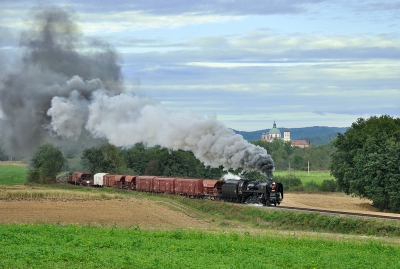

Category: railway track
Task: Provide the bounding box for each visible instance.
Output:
[269,205,400,221]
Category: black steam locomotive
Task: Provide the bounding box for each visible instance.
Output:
[222,179,283,206]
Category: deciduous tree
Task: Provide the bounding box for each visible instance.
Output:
[81,143,126,175]
[29,142,66,184]
[330,115,400,212]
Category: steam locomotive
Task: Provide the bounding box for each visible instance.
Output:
[68,172,283,206]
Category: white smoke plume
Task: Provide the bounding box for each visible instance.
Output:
[48,76,275,178]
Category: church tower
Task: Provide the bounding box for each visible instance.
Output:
[284,129,290,141]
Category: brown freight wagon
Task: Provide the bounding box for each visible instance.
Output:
[114,175,127,189]
[203,180,224,196]
[136,176,156,192]
[103,174,117,187]
[153,177,176,193]
[68,172,92,185]
[125,175,137,190]
[175,178,204,197]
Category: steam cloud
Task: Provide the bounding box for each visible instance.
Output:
[0,6,275,178]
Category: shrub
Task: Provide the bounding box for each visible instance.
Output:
[273,174,302,191]
[27,170,40,183]
[320,179,337,192]
[304,181,319,192]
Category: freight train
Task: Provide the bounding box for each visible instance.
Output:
[68,172,283,206]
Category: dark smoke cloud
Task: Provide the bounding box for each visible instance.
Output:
[0,6,122,157]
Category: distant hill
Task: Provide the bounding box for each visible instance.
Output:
[233,126,349,146]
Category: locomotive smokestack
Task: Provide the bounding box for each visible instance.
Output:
[0,6,275,177]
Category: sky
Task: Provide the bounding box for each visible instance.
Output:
[1,0,399,131]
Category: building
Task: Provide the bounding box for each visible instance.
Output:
[260,121,281,142]
[261,121,309,148]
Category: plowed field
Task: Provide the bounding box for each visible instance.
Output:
[1,191,399,227]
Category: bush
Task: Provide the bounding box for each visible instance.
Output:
[273,174,302,191]
[27,170,40,183]
[304,181,320,192]
[320,179,337,192]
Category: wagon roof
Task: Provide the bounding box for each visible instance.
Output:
[125,175,137,181]
[114,175,126,181]
[76,172,91,176]
[94,173,108,177]
[203,179,224,188]
[154,177,177,180]
[175,178,202,182]
[136,175,157,180]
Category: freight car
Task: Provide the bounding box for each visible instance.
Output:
[69,172,283,206]
[68,172,92,185]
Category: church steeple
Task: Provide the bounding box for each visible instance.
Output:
[273,120,276,128]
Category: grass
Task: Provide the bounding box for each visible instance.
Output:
[0,162,28,185]
[274,170,334,185]
[171,195,400,237]
[0,187,129,200]
[0,223,399,269]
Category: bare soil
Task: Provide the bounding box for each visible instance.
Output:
[1,192,399,227]
[0,198,214,228]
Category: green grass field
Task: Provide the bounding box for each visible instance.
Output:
[0,163,28,185]
[0,223,399,269]
[274,170,334,185]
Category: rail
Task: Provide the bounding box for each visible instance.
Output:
[271,205,400,221]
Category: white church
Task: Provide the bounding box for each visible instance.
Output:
[260,121,309,148]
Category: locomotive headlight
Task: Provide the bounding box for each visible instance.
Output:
[87,181,90,184]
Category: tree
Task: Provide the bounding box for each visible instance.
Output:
[291,154,304,170]
[81,143,126,175]
[330,115,400,212]
[28,142,66,184]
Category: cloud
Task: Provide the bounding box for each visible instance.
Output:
[80,11,242,33]
[19,0,327,15]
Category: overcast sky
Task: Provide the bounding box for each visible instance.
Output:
[1,0,399,131]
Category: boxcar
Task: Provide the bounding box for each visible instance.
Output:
[93,173,108,186]
[136,176,156,192]
[175,178,204,197]
[103,174,117,187]
[153,177,176,193]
